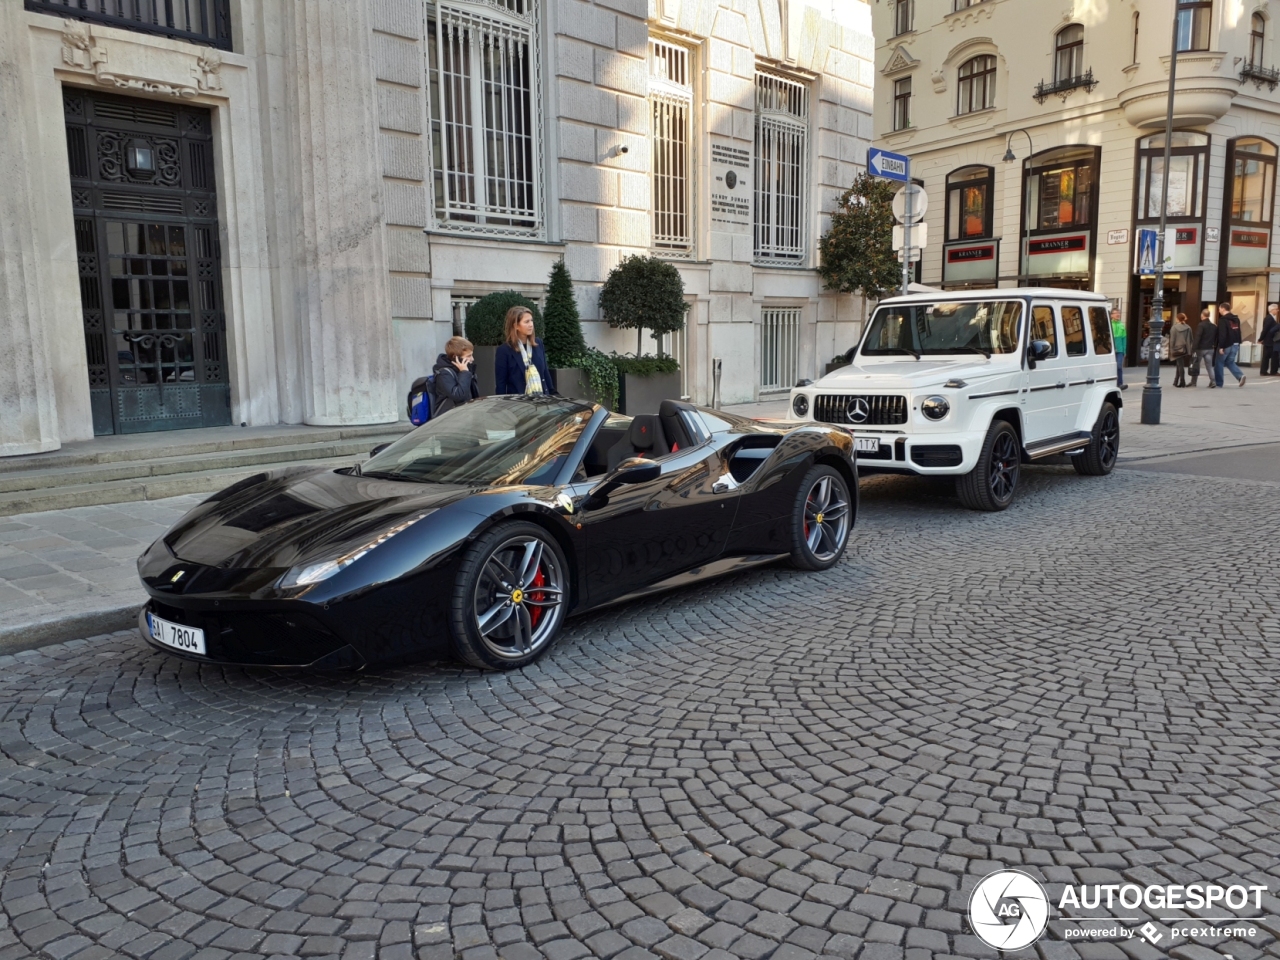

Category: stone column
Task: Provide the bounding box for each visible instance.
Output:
[0,6,60,456]
[281,0,398,425]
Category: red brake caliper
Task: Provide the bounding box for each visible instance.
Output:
[528,567,546,627]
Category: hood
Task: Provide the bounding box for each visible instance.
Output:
[165,466,478,571]
[815,356,1015,391]
[432,353,452,375]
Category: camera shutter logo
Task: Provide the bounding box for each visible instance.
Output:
[968,870,1050,951]
[846,398,870,424]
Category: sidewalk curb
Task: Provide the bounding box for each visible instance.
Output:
[0,604,141,656]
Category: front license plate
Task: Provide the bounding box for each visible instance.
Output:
[147,612,206,656]
[854,437,882,454]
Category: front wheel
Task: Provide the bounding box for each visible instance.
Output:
[449,521,569,670]
[789,464,853,570]
[1073,402,1119,476]
[956,420,1021,512]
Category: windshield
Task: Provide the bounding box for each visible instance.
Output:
[362,397,595,485]
[860,300,1024,356]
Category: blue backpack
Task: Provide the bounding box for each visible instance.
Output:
[407,375,434,426]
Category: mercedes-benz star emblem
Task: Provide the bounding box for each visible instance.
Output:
[846,398,870,424]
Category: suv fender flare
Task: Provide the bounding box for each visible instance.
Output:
[986,407,1027,462]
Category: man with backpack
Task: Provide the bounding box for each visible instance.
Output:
[1214,302,1246,388]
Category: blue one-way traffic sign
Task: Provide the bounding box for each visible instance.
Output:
[868,148,910,182]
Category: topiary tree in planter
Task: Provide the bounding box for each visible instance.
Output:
[599,255,687,357]
[462,291,542,396]
[541,259,586,368]
[818,172,900,301]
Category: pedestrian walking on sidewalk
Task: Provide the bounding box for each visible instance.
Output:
[431,336,481,416]
[1193,309,1216,387]
[1110,308,1128,390]
[1215,302,1246,388]
[1261,303,1279,377]
[1170,313,1193,387]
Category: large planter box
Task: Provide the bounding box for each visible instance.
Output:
[553,367,606,406]
[618,370,681,415]
[472,344,498,397]
[825,360,851,375]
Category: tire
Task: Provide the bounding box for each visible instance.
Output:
[1072,402,1120,476]
[788,464,853,570]
[448,521,570,670]
[956,420,1021,512]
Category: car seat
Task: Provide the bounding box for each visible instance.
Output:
[658,400,696,452]
[606,415,669,471]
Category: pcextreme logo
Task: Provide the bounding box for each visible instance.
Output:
[968,871,1270,951]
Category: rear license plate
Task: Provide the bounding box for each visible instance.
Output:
[854,437,882,454]
[147,612,206,656]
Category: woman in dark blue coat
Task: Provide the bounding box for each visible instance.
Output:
[495,305,555,395]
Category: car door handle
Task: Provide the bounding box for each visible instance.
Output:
[1055,382,1066,389]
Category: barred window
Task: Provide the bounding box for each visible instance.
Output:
[650,40,693,255]
[427,0,542,235]
[760,307,801,391]
[754,72,809,264]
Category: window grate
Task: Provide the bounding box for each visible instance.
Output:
[428,1,542,236]
[760,308,801,391]
[26,0,231,50]
[649,40,694,255]
[754,73,809,264]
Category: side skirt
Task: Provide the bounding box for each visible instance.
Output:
[596,554,789,610]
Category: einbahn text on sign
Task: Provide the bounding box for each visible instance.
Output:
[868,148,910,183]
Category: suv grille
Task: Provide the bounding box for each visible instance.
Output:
[814,394,908,426]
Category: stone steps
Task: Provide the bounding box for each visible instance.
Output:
[0,424,410,516]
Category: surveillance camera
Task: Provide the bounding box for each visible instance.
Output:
[619,144,629,154]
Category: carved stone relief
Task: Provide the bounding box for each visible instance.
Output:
[60,19,206,100]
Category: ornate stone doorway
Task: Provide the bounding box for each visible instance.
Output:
[64,88,230,435]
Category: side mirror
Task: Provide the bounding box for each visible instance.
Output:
[583,457,660,508]
[369,442,392,457]
[1027,340,1053,367]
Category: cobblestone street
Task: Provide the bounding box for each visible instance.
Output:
[1,464,1277,960]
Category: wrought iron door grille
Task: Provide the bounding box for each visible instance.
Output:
[813,395,909,426]
[760,308,801,391]
[26,0,232,50]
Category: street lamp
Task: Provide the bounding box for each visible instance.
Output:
[1002,129,1034,285]
[1142,12,1183,426]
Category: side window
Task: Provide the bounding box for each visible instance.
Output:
[1031,305,1059,356]
[1089,306,1113,354]
[1062,306,1087,356]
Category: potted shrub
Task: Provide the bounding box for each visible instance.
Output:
[463,291,542,396]
[540,260,619,408]
[598,255,686,414]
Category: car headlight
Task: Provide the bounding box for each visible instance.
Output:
[792,393,810,417]
[279,511,433,588]
[921,396,950,421]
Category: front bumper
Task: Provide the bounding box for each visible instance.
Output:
[139,599,366,670]
[844,427,989,475]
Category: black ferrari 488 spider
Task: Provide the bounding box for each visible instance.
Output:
[137,396,856,670]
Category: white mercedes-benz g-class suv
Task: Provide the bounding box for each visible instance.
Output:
[787,288,1122,511]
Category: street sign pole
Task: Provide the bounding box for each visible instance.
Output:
[901,157,911,296]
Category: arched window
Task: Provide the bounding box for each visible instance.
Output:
[946,166,994,241]
[1251,13,1265,67]
[1055,25,1084,82]
[1229,138,1277,227]
[956,55,996,115]
[1176,0,1211,52]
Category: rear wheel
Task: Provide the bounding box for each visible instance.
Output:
[1073,402,1119,476]
[789,465,852,570]
[449,521,569,670]
[956,421,1021,512]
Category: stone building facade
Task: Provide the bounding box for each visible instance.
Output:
[0,0,873,457]
[873,0,1280,359]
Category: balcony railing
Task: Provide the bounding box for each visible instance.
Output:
[1240,62,1280,91]
[1033,69,1098,104]
[25,0,231,51]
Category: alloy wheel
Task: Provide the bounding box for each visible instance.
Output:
[988,433,1020,502]
[802,475,851,562]
[1099,410,1119,468]
[472,534,565,662]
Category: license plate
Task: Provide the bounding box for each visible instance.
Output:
[147,611,206,655]
[854,437,882,454]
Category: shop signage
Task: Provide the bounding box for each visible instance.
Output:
[1228,228,1271,270]
[947,244,995,262]
[944,239,999,283]
[1027,231,1091,277]
[1232,230,1268,247]
[1176,227,1198,244]
[1029,235,1087,255]
[1206,227,1220,242]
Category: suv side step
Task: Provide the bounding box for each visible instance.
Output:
[1025,431,1092,459]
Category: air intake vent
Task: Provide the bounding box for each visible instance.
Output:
[813,394,908,426]
[92,99,179,129]
[101,192,185,214]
